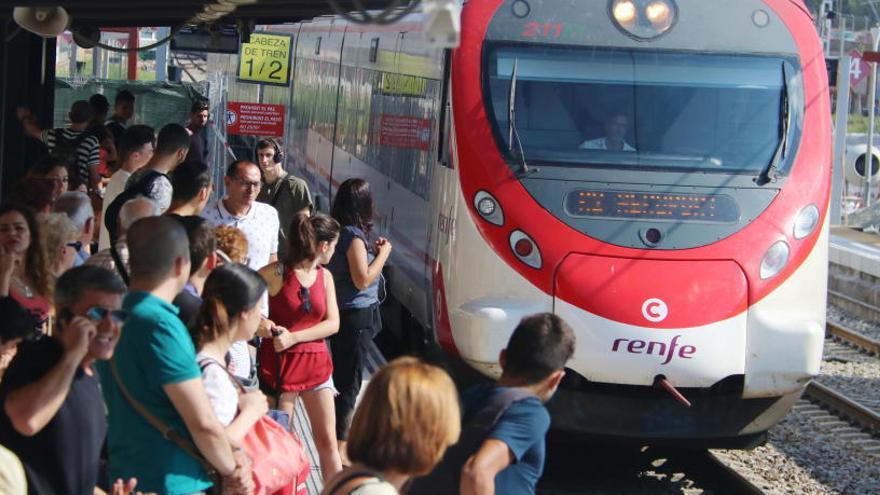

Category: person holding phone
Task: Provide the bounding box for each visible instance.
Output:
[327,178,392,463]
[0,266,137,494]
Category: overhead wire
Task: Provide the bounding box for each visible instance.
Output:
[92,27,184,53]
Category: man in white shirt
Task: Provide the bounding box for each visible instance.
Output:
[98,125,155,250]
[201,160,279,384]
[579,113,636,152]
[202,160,279,271]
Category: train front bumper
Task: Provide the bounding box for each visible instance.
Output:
[547,373,802,448]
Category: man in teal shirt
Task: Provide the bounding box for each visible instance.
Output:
[98,216,252,494]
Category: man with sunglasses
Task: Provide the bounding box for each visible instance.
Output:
[0,266,130,494]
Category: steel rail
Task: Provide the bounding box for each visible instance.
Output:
[804,381,880,436]
[700,450,767,495]
[826,319,880,355]
[828,288,880,319]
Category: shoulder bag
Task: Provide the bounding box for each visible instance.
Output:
[108,358,221,489]
[202,358,311,495]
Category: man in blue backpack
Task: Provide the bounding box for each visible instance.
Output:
[412,313,575,495]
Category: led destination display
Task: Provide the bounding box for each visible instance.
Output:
[565,190,739,223]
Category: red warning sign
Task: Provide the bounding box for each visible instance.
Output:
[226,102,285,137]
[378,114,432,151]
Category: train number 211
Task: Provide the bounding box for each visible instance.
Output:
[522,22,564,38]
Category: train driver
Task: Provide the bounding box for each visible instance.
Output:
[579,112,636,152]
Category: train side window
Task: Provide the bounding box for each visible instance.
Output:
[370,37,380,63]
[438,49,452,167]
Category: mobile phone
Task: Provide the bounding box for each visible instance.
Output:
[59,308,74,324]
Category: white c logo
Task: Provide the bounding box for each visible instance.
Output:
[641,298,668,323]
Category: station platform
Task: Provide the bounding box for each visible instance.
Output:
[292,340,387,494]
[828,226,880,319]
[830,226,880,279]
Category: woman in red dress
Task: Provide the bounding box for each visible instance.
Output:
[259,212,343,482]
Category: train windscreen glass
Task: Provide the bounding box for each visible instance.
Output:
[486,46,798,173]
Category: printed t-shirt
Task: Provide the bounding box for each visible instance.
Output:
[0,337,106,495]
[42,128,101,187]
[202,199,279,272]
[125,168,172,212]
[461,385,551,495]
[201,200,279,381]
[97,291,211,494]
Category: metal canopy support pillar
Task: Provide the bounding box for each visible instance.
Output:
[0,29,56,201]
[865,28,880,208]
[832,54,851,225]
[127,28,138,80]
[156,27,170,82]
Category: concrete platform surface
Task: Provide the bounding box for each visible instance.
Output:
[830,226,880,279]
[291,340,387,495]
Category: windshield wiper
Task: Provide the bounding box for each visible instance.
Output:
[507,58,533,177]
[755,63,790,186]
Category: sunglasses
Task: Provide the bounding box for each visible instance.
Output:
[85,306,128,324]
[299,286,312,314]
[66,241,83,251]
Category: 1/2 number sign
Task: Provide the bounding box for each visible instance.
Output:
[238,32,293,86]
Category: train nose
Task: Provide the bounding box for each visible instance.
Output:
[553,254,749,387]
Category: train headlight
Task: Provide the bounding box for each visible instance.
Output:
[474,191,504,226]
[612,0,637,25]
[760,241,790,279]
[510,230,542,269]
[793,205,820,240]
[645,1,673,28]
[609,0,677,40]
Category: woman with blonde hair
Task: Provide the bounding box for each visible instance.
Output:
[38,213,80,278]
[321,357,461,495]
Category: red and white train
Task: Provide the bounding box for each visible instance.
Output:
[224,0,830,446]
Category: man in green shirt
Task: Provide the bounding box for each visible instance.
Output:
[255,138,312,259]
[98,216,252,494]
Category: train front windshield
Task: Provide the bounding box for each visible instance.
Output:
[485,45,800,174]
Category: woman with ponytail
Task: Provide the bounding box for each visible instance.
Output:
[191,263,269,443]
[258,212,343,482]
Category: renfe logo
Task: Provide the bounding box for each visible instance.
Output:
[612,335,696,365]
[641,298,668,322]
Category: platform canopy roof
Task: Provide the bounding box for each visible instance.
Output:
[0,0,400,27]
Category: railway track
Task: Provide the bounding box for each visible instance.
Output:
[826,318,880,356]
[792,319,880,454]
[803,381,880,437]
[828,288,880,328]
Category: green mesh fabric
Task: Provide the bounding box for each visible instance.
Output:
[53,78,208,129]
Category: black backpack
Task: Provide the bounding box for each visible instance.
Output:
[50,129,91,180]
[104,170,164,247]
[408,387,535,495]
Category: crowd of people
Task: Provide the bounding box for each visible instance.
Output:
[0,96,577,495]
